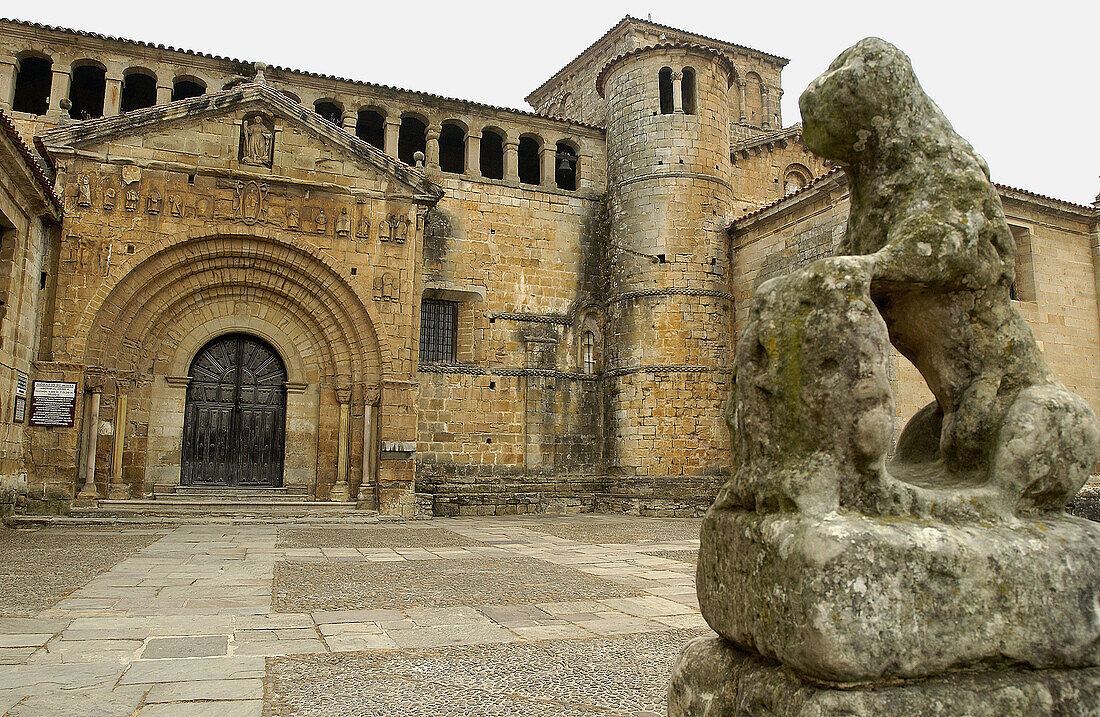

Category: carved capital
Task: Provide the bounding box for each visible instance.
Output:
[336,386,352,404]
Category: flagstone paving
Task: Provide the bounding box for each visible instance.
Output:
[0,515,704,716]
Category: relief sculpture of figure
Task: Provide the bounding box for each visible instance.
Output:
[241,116,272,165]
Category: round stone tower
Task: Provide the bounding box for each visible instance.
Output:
[596,43,736,506]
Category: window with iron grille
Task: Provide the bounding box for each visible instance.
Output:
[582,331,595,375]
[419,300,458,364]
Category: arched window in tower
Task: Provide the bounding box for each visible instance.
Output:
[681,67,697,114]
[480,129,505,180]
[172,77,206,101]
[582,331,596,375]
[518,136,540,185]
[398,115,427,165]
[314,100,342,126]
[555,142,577,191]
[120,71,157,112]
[658,67,674,114]
[439,122,466,174]
[68,62,106,119]
[356,109,385,150]
[11,55,51,115]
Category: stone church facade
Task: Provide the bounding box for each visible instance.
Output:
[0,16,1095,518]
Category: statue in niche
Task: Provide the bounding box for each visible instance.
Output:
[356,211,370,238]
[335,207,351,236]
[240,115,274,167]
[103,187,116,210]
[233,181,268,225]
[315,209,327,234]
[77,174,91,207]
[146,191,160,214]
[372,272,397,301]
[124,190,139,212]
[169,195,183,217]
[286,206,300,230]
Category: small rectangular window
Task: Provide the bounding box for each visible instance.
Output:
[419,299,458,364]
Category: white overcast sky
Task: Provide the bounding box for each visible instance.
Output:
[6,0,1098,205]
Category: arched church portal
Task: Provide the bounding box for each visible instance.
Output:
[181,333,288,487]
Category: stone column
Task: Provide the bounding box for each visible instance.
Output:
[671,71,684,114]
[775,88,784,127]
[342,111,356,134]
[540,144,557,187]
[107,390,129,499]
[384,119,400,158]
[465,132,481,178]
[76,388,101,503]
[330,388,352,502]
[45,66,71,123]
[737,80,747,123]
[357,401,376,506]
[104,75,122,117]
[425,124,441,169]
[577,152,592,191]
[156,82,172,106]
[504,139,519,182]
[0,58,16,110]
[761,86,771,130]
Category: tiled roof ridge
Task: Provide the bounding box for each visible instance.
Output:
[0,17,604,132]
[525,14,788,104]
[595,42,736,98]
[0,108,61,211]
[731,124,802,152]
[728,168,1096,229]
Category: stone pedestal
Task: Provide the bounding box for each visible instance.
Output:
[670,635,1100,717]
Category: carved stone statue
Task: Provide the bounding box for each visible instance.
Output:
[103,187,115,210]
[315,209,326,234]
[335,207,351,236]
[356,212,370,239]
[146,191,160,215]
[241,115,273,166]
[124,189,138,212]
[77,174,91,207]
[669,38,1100,715]
[169,195,183,217]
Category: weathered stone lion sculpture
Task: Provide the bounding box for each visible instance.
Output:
[670,38,1100,716]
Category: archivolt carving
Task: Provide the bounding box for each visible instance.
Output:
[79,231,389,386]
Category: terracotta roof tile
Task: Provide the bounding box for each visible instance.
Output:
[0,17,604,132]
[0,108,60,211]
[526,15,788,103]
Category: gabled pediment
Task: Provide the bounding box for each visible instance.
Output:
[39,83,443,203]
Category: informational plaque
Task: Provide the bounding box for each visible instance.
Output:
[13,372,27,423]
[29,381,77,427]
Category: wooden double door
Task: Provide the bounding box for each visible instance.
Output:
[181,334,287,487]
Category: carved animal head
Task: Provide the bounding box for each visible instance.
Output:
[800,38,946,166]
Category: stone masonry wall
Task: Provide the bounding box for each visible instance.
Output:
[602,45,735,504]
[0,139,53,516]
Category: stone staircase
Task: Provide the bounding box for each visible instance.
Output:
[11,485,378,525]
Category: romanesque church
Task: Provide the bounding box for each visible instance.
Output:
[0,15,1094,518]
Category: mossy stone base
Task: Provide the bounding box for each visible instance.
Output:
[669,635,1100,716]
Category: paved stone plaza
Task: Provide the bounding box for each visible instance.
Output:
[0,516,705,715]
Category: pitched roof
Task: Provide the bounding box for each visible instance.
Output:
[0,17,603,133]
[0,108,61,212]
[527,15,789,104]
[727,167,1096,231]
[38,82,444,202]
